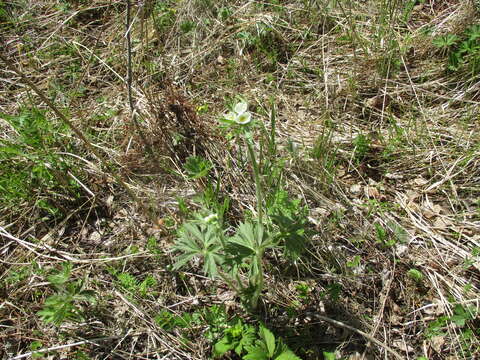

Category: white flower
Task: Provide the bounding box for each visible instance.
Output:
[203,213,218,223]
[234,101,248,114]
[223,101,252,125]
[224,111,236,122]
[236,111,251,124]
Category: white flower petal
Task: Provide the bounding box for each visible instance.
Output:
[224,111,236,121]
[234,101,248,114]
[235,112,251,124]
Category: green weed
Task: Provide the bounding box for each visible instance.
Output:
[374,223,397,247]
[152,1,176,35]
[0,108,81,217]
[353,133,370,164]
[37,262,96,326]
[154,305,300,359]
[184,155,213,179]
[214,321,301,360]
[180,20,195,34]
[236,23,290,71]
[312,121,339,186]
[426,304,477,338]
[110,269,158,298]
[407,268,424,283]
[433,25,480,74]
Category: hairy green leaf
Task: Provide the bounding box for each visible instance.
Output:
[172,222,224,278]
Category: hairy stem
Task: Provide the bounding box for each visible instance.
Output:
[246,139,263,225]
[246,138,265,310]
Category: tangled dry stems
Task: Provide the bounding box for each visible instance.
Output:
[1,0,479,359]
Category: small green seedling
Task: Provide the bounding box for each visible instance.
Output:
[346,255,361,269]
[407,268,424,283]
[184,155,213,179]
[113,270,157,298]
[433,25,480,73]
[214,321,301,360]
[37,262,96,326]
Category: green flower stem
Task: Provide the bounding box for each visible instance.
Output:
[246,137,265,310]
[251,251,265,310]
[246,139,263,226]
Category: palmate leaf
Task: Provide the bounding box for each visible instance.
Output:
[204,251,223,278]
[227,222,256,259]
[37,294,79,325]
[226,221,272,269]
[230,222,272,252]
[172,222,224,279]
[271,213,307,260]
[233,222,257,250]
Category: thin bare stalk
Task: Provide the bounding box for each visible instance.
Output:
[125,0,157,160]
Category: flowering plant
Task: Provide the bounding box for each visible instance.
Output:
[220,101,252,125]
[172,100,306,312]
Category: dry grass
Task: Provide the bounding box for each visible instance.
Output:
[1,0,479,359]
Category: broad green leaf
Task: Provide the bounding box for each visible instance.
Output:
[243,345,269,360]
[259,325,276,357]
[322,352,337,360]
[275,350,302,360]
[214,336,236,357]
